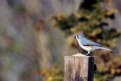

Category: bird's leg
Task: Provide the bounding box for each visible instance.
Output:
[86,51,90,56]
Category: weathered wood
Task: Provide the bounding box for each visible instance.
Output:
[64,53,94,81]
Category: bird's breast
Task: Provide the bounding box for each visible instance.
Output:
[82,45,94,51]
[77,39,94,51]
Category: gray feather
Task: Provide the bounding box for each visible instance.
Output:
[81,37,101,46]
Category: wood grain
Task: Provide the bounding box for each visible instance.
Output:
[64,55,94,81]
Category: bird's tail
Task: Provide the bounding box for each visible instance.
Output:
[95,47,112,51]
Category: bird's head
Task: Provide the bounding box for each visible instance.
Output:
[76,32,83,39]
[73,32,84,39]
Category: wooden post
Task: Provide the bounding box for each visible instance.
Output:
[64,53,94,81]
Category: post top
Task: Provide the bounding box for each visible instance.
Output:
[65,53,93,58]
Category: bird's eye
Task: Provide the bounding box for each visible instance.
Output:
[77,35,80,38]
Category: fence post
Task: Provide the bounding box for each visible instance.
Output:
[64,53,94,81]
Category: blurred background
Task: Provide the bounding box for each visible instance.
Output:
[0,0,121,81]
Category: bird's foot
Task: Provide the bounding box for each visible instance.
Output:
[85,53,89,56]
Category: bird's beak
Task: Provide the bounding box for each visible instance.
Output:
[73,36,76,39]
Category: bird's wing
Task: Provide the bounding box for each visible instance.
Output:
[81,37,101,46]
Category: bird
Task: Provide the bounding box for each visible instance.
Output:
[74,32,112,55]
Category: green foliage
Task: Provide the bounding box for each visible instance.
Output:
[53,0,120,49]
[52,0,121,81]
[0,27,25,54]
[15,5,26,14]
[34,65,63,81]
